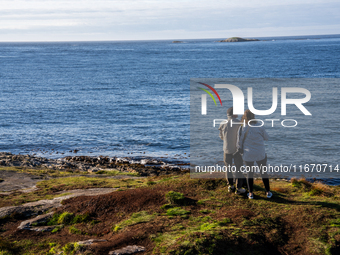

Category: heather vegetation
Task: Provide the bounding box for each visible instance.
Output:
[1,168,340,254]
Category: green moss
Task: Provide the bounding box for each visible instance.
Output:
[165,191,185,205]
[62,242,83,255]
[72,213,90,224]
[218,218,232,226]
[200,222,219,231]
[160,204,174,210]
[47,212,90,227]
[0,239,54,255]
[329,218,340,227]
[199,209,215,214]
[69,226,83,235]
[113,211,157,232]
[166,207,190,216]
[57,212,74,225]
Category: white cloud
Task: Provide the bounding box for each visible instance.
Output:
[0,0,339,41]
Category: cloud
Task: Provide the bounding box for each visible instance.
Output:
[1,0,339,41]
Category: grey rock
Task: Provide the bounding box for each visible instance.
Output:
[88,167,101,173]
[77,239,107,246]
[30,225,60,232]
[1,188,116,219]
[18,212,54,230]
[0,199,62,219]
[109,245,145,255]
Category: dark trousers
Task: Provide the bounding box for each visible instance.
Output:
[224,153,245,189]
[245,156,270,193]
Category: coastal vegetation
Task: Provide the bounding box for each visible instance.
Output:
[1,165,340,254]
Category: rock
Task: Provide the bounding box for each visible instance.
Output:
[140,159,148,165]
[217,37,259,42]
[77,239,107,246]
[30,225,61,232]
[129,160,140,165]
[126,168,138,174]
[161,164,180,170]
[88,167,101,173]
[1,188,116,219]
[0,198,62,219]
[108,245,145,255]
[18,212,54,230]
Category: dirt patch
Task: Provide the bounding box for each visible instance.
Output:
[0,170,45,192]
[61,187,167,219]
[92,223,162,254]
[224,209,255,220]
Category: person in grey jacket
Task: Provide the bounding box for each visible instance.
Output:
[237,109,272,199]
[219,107,246,194]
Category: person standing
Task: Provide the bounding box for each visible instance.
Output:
[219,107,246,194]
[237,109,272,199]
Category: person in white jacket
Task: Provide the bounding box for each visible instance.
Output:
[219,107,246,194]
[237,110,272,199]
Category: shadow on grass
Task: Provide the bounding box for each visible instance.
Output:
[251,184,340,211]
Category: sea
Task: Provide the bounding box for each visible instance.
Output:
[0,34,339,182]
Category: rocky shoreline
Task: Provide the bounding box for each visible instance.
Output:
[0,152,189,177]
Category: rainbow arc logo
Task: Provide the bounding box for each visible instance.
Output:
[198,82,222,106]
[198,82,222,115]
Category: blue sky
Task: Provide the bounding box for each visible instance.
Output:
[1,0,339,41]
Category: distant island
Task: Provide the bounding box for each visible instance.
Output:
[172,41,184,43]
[217,37,259,42]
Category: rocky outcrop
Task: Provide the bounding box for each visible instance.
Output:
[1,188,116,220]
[18,212,54,230]
[0,198,63,219]
[217,37,259,42]
[77,239,107,246]
[109,245,145,255]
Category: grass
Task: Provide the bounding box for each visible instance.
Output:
[149,177,340,254]
[2,172,340,254]
[0,166,140,179]
[36,176,146,192]
[0,166,82,178]
[0,238,58,255]
[291,178,334,197]
[95,169,140,176]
